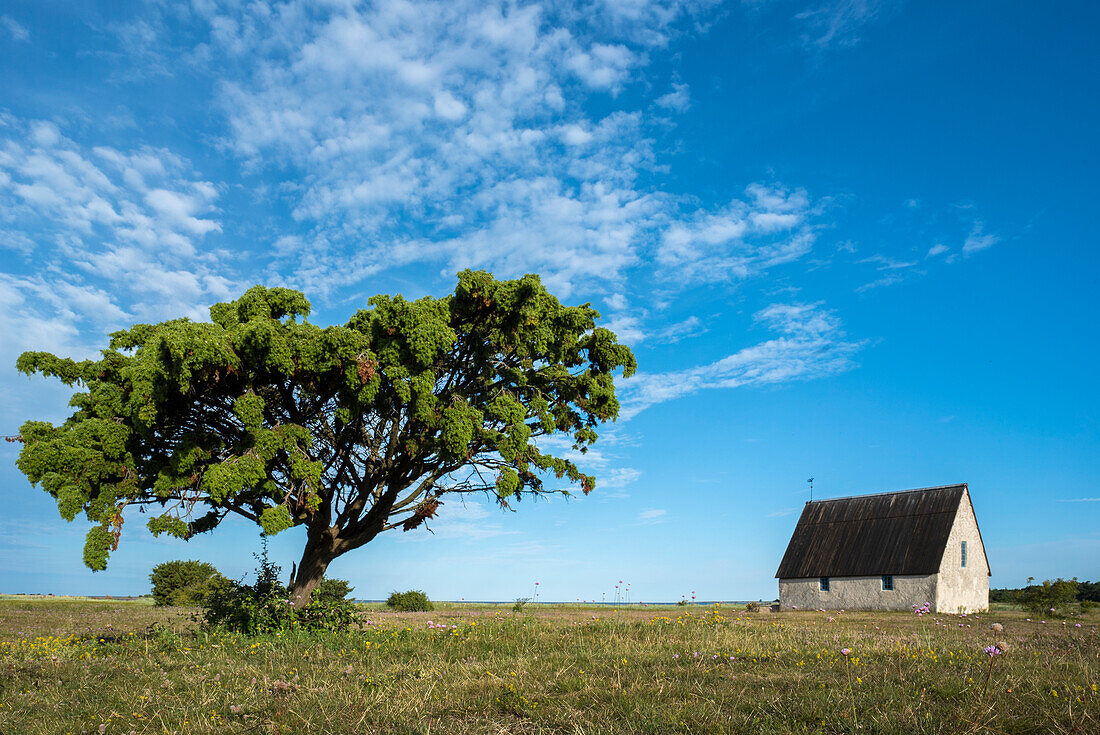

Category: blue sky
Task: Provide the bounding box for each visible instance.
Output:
[0,1,1096,601]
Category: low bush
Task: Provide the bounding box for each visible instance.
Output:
[386,590,433,612]
[202,540,357,634]
[313,578,354,604]
[149,560,227,607]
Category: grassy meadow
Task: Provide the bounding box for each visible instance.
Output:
[0,596,1096,734]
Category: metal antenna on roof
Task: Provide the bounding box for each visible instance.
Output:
[807,477,814,502]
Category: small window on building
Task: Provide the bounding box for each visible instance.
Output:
[882,575,894,591]
[961,540,967,568]
[819,576,830,592]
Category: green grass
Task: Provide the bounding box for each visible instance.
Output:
[0,598,1096,733]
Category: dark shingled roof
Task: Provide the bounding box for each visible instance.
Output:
[775,484,971,579]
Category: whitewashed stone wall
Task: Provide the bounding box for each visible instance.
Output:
[936,490,990,613]
[779,574,937,611]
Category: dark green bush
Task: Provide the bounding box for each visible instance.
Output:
[149,560,226,607]
[313,578,354,603]
[202,539,357,634]
[386,590,433,611]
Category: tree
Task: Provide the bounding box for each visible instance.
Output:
[1016,577,1079,615]
[15,271,635,604]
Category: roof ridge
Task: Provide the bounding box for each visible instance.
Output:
[805,483,966,505]
[799,509,958,524]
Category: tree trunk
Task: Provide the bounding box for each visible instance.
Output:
[287,538,334,607]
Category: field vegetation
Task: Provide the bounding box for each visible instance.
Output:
[0,596,1096,734]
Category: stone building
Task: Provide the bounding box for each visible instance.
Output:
[775,484,989,613]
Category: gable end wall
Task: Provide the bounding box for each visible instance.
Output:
[935,489,989,613]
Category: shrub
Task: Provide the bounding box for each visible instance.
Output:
[202,538,357,634]
[313,578,354,604]
[1017,577,1079,615]
[745,601,760,613]
[386,590,433,612]
[149,560,227,607]
[513,597,530,612]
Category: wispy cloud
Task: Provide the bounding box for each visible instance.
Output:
[0,118,234,384]
[1056,498,1100,503]
[93,1,824,303]
[400,500,520,541]
[1,15,29,42]
[602,309,705,346]
[657,183,818,284]
[601,467,643,489]
[637,508,668,525]
[619,301,861,418]
[858,254,916,271]
[856,273,906,292]
[962,220,998,254]
[129,0,723,299]
[795,0,894,50]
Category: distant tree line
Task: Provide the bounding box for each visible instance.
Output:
[990,578,1100,613]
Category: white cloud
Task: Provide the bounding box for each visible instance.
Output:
[856,273,905,292]
[619,301,860,418]
[962,221,998,254]
[926,243,949,258]
[657,183,817,284]
[1,15,29,43]
[433,91,468,121]
[795,0,891,50]
[400,500,520,541]
[566,43,637,92]
[637,508,667,524]
[601,467,642,488]
[858,254,916,271]
[602,309,704,346]
[119,0,740,300]
[656,82,691,112]
[0,118,235,364]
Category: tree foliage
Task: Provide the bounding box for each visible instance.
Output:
[1017,577,1080,615]
[15,270,635,599]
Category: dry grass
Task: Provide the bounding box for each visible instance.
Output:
[0,597,1096,734]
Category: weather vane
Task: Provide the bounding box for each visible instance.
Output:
[807,476,814,502]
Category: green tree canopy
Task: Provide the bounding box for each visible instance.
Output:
[16,271,635,601]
